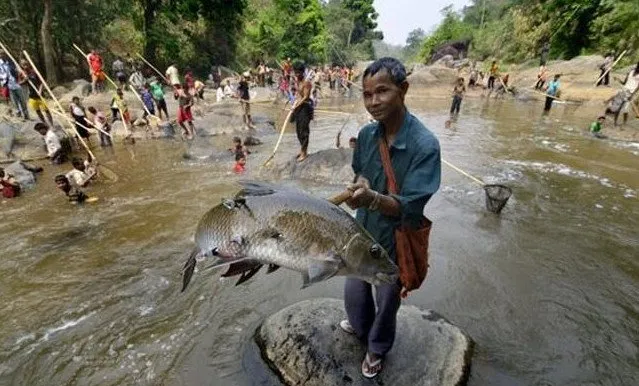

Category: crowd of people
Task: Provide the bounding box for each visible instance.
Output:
[447,55,639,138]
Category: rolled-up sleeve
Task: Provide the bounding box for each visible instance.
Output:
[391,139,441,222]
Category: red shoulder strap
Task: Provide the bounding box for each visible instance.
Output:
[378,138,399,195]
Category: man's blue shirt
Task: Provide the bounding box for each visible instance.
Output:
[352,111,441,260]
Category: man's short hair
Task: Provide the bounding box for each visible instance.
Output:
[235,152,245,161]
[363,57,407,86]
[71,157,83,168]
[34,122,47,132]
[54,174,68,183]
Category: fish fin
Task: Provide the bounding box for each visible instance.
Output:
[266,264,280,274]
[235,265,263,285]
[301,259,341,288]
[221,261,263,278]
[181,248,200,292]
[236,181,277,197]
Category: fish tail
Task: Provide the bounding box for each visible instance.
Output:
[181,247,200,292]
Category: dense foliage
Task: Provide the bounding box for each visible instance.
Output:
[0,0,382,84]
[418,0,639,63]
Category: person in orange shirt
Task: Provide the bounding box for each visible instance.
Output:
[87,49,104,94]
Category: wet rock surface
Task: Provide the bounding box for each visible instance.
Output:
[4,161,37,189]
[256,298,474,386]
[270,148,354,184]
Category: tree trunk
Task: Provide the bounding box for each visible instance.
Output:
[41,0,58,84]
[143,0,161,64]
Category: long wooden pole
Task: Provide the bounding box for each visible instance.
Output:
[262,102,299,167]
[0,42,108,140]
[135,53,169,84]
[442,159,485,186]
[594,50,627,87]
[22,50,96,160]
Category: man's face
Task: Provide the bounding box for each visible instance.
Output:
[362,69,408,122]
[56,180,69,191]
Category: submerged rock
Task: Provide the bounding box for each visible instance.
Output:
[256,298,473,386]
[271,148,354,184]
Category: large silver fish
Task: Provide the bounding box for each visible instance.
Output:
[181,181,398,291]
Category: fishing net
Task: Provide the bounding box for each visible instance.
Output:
[483,184,512,214]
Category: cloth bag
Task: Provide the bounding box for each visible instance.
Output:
[378,138,432,295]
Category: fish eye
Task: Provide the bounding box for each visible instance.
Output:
[369,245,381,259]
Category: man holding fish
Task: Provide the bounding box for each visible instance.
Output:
[181,57,440,379]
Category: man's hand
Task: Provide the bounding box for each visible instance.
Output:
[345,176,376,210]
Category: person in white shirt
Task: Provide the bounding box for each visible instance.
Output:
[66,156,96,187]
[223,79,234,98]
[165,64,180,87]
[34,122,66,164]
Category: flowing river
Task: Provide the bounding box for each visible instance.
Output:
[0,93,637,385]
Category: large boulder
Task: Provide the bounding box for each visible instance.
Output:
[4,161,37,189]
[270,148,354,184]
[256,298,473,386]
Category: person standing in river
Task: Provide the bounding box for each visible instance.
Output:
[487,60,499,90]
[237,73,255,129]
[450,77,466,116]
[340,57,441,379]
[292,62,314,162]
[543,74,561,113]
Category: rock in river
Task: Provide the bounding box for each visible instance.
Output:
[270,148,354,184]
[255,298,473,386]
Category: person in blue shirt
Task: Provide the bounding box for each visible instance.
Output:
[339,57,441,378]
[141,83,156,122]
[544,74,561,112]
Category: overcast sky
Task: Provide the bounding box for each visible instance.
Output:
[373,0,472,46]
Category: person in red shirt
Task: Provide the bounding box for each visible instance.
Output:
[0,167,20,199]
[87,49,104,94]
[233,152,246,174]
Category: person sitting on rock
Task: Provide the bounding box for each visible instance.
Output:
[66,155,97,188]
[34,122,67,164]
[0,167,20,198]
[233,152,246,174]
[55,174,88,204]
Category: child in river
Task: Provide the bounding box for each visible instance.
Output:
[228,136,250,157]
[590,116,606,139]
[233,152,246,174]
[55,174,88,204]
[66,156,97,187]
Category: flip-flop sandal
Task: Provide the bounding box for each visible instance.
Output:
[361,352,383,379]
[339,320,355,335]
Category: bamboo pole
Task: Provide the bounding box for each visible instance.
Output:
[594,50,627,87]
[135,53,170,83]
[262,102,299,167]
[22,50,96,160]
[442,159,485,186]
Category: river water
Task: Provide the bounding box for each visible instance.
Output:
[0,93,637,386]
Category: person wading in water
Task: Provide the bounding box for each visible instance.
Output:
[292,62,313,162]
[340,57,441,379]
